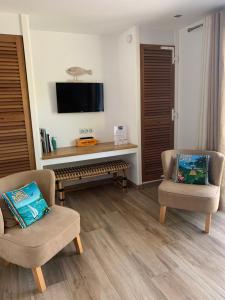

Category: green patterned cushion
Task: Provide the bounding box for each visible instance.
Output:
[2,182,50,228]
[175,154,209,185]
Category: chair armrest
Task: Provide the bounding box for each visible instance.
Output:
[0,208,4,235]
[32,170,56,206]
[161,150,176,179]
[210,152,225,186]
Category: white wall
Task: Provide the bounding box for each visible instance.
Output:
[116,27,140,145]
[20,15,42,168]
[177,21,203,149]
[30,27,142,184]
[117,27,141,184]
[0,13,21,35]
[139,26,175,45]
[31,30,107,148]
[101,34,119,142]
[102,26,141,184]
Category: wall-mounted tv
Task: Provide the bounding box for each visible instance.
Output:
[56,82,104,113]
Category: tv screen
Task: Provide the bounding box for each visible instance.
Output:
[56,82,104,113]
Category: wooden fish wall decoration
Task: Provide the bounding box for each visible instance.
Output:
[66,67,93,81]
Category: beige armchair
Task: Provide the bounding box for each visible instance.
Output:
[158,149,225,233]
[0,169,83,293]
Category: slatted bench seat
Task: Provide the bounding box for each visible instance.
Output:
[54,160,129,202]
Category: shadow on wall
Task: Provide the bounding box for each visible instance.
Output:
[48,82,58,113]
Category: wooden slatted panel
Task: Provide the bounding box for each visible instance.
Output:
[0,35,35,177]
[141,44,174,182]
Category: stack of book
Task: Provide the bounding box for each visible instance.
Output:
[40,128,52,154]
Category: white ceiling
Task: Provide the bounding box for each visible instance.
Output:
[0,0,224,34]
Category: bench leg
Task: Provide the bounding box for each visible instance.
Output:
[58,181,65,206]
[113,172,117,183]
[122,169,128,192]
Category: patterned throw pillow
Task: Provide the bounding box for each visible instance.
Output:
[2,182,50,228]
[175,154,209,185]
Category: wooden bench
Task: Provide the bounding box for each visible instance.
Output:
[54,160,129,203]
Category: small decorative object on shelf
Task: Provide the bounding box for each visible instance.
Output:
[76,137,97,147]
[51,137,57,151]
[114,125,128,145]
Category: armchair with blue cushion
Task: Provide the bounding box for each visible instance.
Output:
[0,169,83,293]
[158,149,224,233]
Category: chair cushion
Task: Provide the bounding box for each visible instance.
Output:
[158,180,220,213]
[0,205,80,268]
[174,154,209,185]
[2,181,50,228]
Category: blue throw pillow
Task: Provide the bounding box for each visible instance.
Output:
[175,154,209,185]
[2,181,50,228]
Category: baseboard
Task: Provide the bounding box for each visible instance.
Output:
[142,179,162,185]
[127,180,143,190]
[127,178,162,190]
[127,179,161,190]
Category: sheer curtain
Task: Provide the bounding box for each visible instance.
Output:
[200,9,225,209]
[217,10,225,210]
[198,16,212,150]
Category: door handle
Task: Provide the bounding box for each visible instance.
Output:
[172,108,176,121]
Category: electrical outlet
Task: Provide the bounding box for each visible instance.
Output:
[79,128,94,137]
[79,128,87,134]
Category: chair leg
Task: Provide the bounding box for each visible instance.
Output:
[32,266,46,293]
[122,169,128,192]
[159,205,167,224]
[74,234,83,254]
[205,213,212,234]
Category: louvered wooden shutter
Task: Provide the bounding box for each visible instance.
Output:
[0,34,35,177]
[141,44,174,182]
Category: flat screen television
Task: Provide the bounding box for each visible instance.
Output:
[56,82,104,113]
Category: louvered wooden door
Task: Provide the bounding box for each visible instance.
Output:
[0,34,35,177]
[141,44,174,182]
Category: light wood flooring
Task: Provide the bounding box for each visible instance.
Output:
[1,182,225,299]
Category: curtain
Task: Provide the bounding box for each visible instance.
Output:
[218,10,225,210]
[203,9,225,209]
[206,12,221,150]
[198,16,212,150]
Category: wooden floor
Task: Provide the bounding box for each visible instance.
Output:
[2,182,225,299]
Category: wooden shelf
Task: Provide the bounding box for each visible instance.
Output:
[42,142,137,160]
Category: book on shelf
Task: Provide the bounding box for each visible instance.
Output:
[40,128,52,154]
